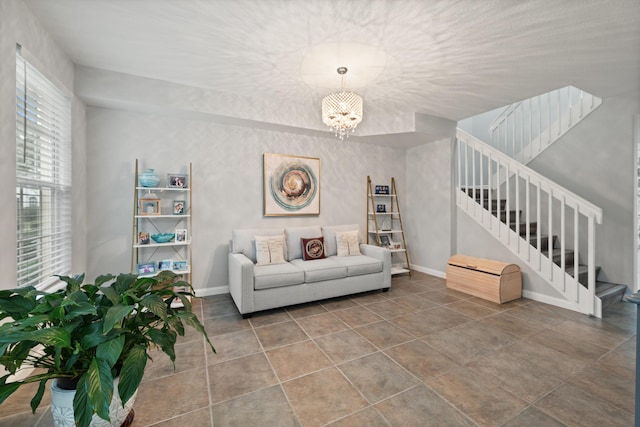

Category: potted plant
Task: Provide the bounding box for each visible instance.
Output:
[0,271,215,427]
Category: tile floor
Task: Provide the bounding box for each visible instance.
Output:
[0,272,636,426]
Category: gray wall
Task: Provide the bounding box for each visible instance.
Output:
[404,137,456,275]
[86,106,406,294]
[0,0,87,290]
[530,91,640,286]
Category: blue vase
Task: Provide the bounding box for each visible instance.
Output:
[139,168,160,187]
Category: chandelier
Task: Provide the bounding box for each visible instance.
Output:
[322,67,363,140]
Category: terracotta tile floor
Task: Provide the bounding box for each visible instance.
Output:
[1,272,636,426]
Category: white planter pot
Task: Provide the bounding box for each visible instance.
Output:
[50,378,137,427]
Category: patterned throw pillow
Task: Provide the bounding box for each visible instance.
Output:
[335,230,361,256]
[255,235,286,265]
[301,237,326,261]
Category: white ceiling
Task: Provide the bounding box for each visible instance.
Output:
[24,0,640,144]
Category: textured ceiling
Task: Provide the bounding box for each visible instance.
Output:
[24,0,640,144]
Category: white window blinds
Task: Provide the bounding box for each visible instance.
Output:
[16,47,72,288]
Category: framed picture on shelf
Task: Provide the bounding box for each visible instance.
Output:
[376,204,386,212]
[139,198,161,216]
[167,174,188,188]
[175,229,187,242]
[137,263,156,275]
[158,260,173,271]
[138,232,150,245]
[379,235,391,248]
[172,200,185,215]
[173,261,188,271]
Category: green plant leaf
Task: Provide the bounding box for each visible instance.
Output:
[64,302,98,320]
[118,344,147,405]
[30,378,47,414]
[0,376,20,406]
[56,274,84,293]
[95,274,115,287]
[176,312,215,353]
[140,294,167,321]
[147,329,176,361]
[79,321,109,349]
[167,315,185,336]
[113,274,137,294]
[0,328,71,348]
[85,357,113,421]
[0,295,36,317]
[103,304,135,334]
[73,374,94,427]
[100,286,121,305]
[96,335,125,369]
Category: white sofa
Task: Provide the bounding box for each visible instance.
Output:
[228,225,391,317]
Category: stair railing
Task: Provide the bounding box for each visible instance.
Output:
[488,86,601,165]
[456,129,603,316]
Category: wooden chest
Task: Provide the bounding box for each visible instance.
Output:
[446,254,522,304]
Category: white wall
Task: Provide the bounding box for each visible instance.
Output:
[85,106,406,294]
[0,0,87,290]
[404,137,456,276]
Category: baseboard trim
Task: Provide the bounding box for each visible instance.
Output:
[194,286,229,298]
[411,264,446,279]
[521,289,579,312]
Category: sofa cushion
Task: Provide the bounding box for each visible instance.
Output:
[285,226,323,261]
[290,258,347,283]
[302,236,326,261]
[330,254,383,277]
[255,235,286,265]
[232,228,284,263]
[254,262,305,290]
[322,224,361,256]
[335,230,361,256]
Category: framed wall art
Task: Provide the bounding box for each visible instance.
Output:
[263,153,320,216]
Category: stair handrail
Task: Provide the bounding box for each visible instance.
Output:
[457,129,602,222]
[486,86,601,165]
[456,128,603,316]
[489,101,522,133]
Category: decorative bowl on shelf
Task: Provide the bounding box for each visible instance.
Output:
[150,233,175,243]
[139,168,160,187]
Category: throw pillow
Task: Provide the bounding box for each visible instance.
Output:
[335,230,361,256]
[255,235,285,265]
[301,236,326,261]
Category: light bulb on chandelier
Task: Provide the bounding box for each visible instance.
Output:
[321,67,363,140]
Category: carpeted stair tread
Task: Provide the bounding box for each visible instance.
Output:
[596,281,627,308]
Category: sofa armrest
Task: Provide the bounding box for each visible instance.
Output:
[360,244,392,287]
[228,252,255,314]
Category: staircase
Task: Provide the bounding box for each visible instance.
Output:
[464,187,627,313]
[456,129,626,318]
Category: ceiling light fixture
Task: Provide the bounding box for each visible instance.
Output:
[322,67,363,140]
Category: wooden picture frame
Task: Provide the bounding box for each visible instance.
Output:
[139,198,161,216]
[263,153,320,216]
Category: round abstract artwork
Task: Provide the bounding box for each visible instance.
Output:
[270,162,318,211]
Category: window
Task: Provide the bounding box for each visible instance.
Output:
[16,47,72,288]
